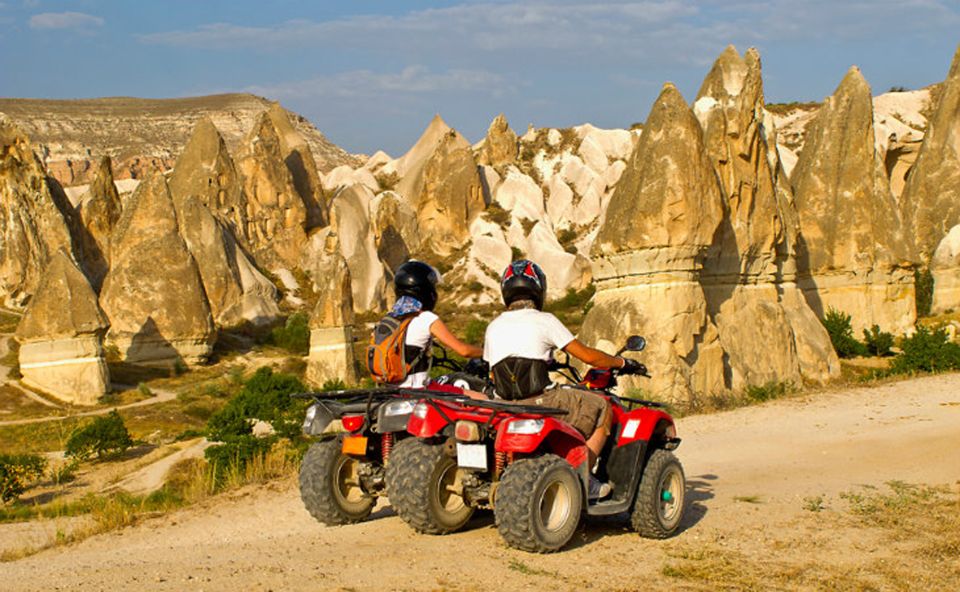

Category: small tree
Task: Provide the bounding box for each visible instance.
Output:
[269,313,310,355]
[65,410,134,461]
[915,267,934,318]
[890,324,960,374]
[822,308,867,358]
[862,325,895,357]
[0,454,46,503]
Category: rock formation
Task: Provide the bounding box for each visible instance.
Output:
[931,225,960,314]
[694,46,838,389]
[267,103,327,230]
[306,233,357,386]
[900,45,960,310]
[478,114,518,168]
[100,172,215,365]
[416,130,486,256]
[177,197,280,327]
[236,113,309,268]
[370,191,420,273]
[0,116,77,306]
[581,84,725,403]
[324,184,387,312]
[77,156,122,290]
[168,118,249,244]
[15,249,110,405]
[792,66,915,335]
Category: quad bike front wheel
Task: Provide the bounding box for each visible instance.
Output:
[631,448,685,538]
[299,439,374,525]
[385,438,474,534]
[494,454,583,553]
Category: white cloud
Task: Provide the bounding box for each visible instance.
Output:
[29,11,103,30]
[246,66,513,101]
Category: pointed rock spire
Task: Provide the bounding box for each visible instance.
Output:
[100,171,215,365]
[479,113,518,168]
[236,112,309,268]
[901,43,960,262]
[0,116,77,306]
[78,156,122,289]
[267,103,328,230]
[792,66,915,335]
[306,233,357,386]
[168,117,249,245]
[15,249,109,405]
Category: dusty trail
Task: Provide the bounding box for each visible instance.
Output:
[1,374,959,591]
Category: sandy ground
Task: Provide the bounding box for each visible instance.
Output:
[1,374,959,591]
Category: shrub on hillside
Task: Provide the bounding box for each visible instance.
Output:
[862,325,895,357]
[889,324,960,375]
[465,319,488,345]
[65,410,133,461]
[269,313,310,355]
[205,367,307,442]
[0,453,46,503]
[915,267,934,318]
[822,308,867,358]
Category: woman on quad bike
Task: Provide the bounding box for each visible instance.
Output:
[388,260,483,387]
[483,260,644,499]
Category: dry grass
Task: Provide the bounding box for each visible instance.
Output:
[661,482,960,590]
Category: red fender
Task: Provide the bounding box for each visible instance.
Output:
[616,407,675,445]
[495,417,590,468]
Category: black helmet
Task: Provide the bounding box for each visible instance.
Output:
[394,260,441,311]
[500,260,547,310]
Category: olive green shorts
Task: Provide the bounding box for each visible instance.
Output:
[516,386,612,438]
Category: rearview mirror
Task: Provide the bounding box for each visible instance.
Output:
[625,335,646,352]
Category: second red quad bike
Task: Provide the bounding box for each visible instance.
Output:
[385,335,685,552]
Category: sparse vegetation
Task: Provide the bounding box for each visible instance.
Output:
[744,380,793,403]
[915,267,934,318]
[375,171,399,192]
[268,312,310,355]
[64,410,133,461]
[822,308,867,358]
[0,453,46,503]
[764,101,820,115]
[510,246,524,261]
[888,85,909,93]
[464,318,488,345]
[888,323,960,375]
[483,202,510,226]
[862,324,894,357]
[802,494,825,512]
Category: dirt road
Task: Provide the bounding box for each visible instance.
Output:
[2,374,959,591]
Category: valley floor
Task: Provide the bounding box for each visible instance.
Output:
[1,373,959,591]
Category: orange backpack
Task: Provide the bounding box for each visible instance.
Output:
[366,313,427,384]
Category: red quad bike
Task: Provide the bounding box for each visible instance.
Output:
[291,348,490,526]
[385,335,685,552]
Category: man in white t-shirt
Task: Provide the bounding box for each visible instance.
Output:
[484,260,644,498]
[387,261,483,388]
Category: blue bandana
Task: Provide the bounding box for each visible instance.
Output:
[388,295,423,318]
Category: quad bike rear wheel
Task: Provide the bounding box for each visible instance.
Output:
[494,454,583,553]
[385,438,474,534]
[631,448,685,538]
[299,439,374,525]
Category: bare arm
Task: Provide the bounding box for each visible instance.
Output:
[429,318,483,359]
[563,339,624,369]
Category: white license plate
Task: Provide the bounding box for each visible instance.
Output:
[456,443,487,470]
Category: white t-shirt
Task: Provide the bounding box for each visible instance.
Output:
[483,309,575,368]
[399,310,439,388]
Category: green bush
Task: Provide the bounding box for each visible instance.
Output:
[206,367,306,442]
[862,325,895,357]
[744,381,792,403]
[0,454,46,503]
[269,313,310,355]
[915,267,934,318]
[889,324,960,375]
[465,319,488,345]
[822,308,867,358]
[65,411,133,461]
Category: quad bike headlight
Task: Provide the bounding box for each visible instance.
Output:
[412,401,429,419]
[302,404,319,430]
[506,419,545,435]
[383,400,417,417]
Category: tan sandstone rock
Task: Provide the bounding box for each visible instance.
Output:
[236,113,309,268]
[792,66,915,335]
[306,233,358,386]
[267,103,327,230]
[931,225,960,315]
[168,118,249,245]
[77,156,123,290]
[177,197,279,327]
[370,191,420,273]
[15,249,110,405]
[694,46,838,389]
[479,114,518,168]
[899,45,960,262]
[582,83,725,404]
[327,184,387,312]
[100,171,215,365]
[0,116,77,306]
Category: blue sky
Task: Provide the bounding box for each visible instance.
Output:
[1,1,958,155]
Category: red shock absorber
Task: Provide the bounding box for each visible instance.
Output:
[495,451,507,476]
[382,433,394,463]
